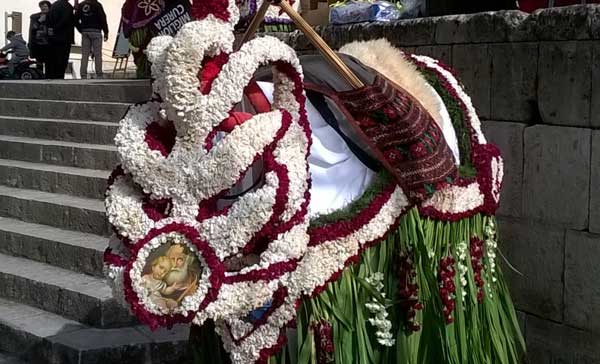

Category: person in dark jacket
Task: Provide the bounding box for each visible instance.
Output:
[46,0,75,79]
[29,1,51,76]
[75,0,109,78]
[1,31,29,76]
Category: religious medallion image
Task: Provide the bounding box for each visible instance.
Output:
[141,241,202,312]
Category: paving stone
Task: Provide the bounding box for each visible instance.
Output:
[0,254,131,328]
[564,230,600,333]
[505,10,537,42]
[0,98,129,123]
[0,80,151,103]
[497,218,564,321]
[0,159,109,199]
[593,5,600,39]
[592,42,600,128]
[481,121,525,217]
[0,352,28,364]
[532,5,599,40]
[523,125,590,229]
[0,135,117,170]
[0,116,118,145]
[435,12,512,44]
[490,43,538,122]
[538,41,593,127]
[380,17,437,46]
[452,44,491,119]
[414,45,452,66]
[0,217,106,277]
[590,131,600,233]
[0,298,187,364]
[526,315,600,364]
[0,185,109,236]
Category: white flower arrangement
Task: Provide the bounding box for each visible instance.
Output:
[484,219,498,292]
[103,1,505,361]
[456,240,469,303]
[365,272,395,347]
[105,173,155,241]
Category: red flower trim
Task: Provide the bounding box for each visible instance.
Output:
[240,62,312,258]
[199,53,230,95]
[103,247,128,267]
[122,222,225,330]
[473,143,503,215]
[190,0,230,22]
[144,120,177,157]
[142,197,172,222]
[408,55,503,220]
[224,258,299,284]
[308,182,397,247]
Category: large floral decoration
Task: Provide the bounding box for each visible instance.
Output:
[103,2,506,362]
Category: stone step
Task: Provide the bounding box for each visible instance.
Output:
[0,80,152,103]
[0,254,132,328]
[0,298,188,364]
[0,351,28,364]
[0,116,118,145]
[0,186,109,237]
[0,217,106,277]
[0,159,109,200]
[0,135,118,171]
[0,99,130,122]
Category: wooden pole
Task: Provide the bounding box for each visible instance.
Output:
[237,0,272,50]
[276,0,364,89]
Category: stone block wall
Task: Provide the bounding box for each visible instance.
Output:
[277,4,600,362]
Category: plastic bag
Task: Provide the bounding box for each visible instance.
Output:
[397,0,423,19]
[330,1,403,25]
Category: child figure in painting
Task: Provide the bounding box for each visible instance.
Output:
[164,244,199,301]
[142,255,180,311]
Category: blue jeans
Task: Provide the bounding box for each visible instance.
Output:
[80,31,103,78]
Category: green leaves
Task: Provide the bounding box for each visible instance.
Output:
[186,212,525,364]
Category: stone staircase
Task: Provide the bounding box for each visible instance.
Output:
[0,80,189,364]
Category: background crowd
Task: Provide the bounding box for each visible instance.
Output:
[2,0,109,79]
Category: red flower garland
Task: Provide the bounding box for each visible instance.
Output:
[399,248,423,331]
[470,237,486,303]
[438,256,456,324]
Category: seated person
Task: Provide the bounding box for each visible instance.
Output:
[1,31,29,76]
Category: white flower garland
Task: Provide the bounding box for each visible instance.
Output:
[105,174,155,241]
[421,183,484,214]
[106,6,314,347]
[200,172,279,260]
